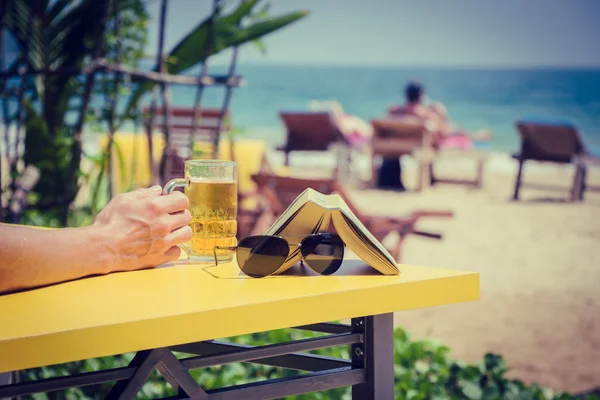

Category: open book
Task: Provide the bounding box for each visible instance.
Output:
[263,188,400,276]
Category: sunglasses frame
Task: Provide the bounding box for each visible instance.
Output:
[213,233,345,278]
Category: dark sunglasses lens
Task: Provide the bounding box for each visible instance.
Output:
[301,234,344,275]
[237,236,289,278]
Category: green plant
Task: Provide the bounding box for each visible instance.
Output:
[3,0,150,226]
[20,326,600,400]
[2,0,308,227]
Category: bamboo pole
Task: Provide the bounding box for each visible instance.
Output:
[64,0,112,224]
[9,4,36,223]
[0,66,83,78]
[214,44,240,161]
[145,0,171,186]
[157,0,172,184]
[190,0,220,159]
[0,26,6,222]
[105,0,122,199]
[0,62,244,87]
[99,61,243,86]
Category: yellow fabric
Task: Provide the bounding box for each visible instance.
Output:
[98,133,165,195]
[97,134,277,200]
[218,139,266,196]
[0,254,479,372]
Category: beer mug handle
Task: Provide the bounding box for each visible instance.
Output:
[164,178,187,193]
[163,178,191,259]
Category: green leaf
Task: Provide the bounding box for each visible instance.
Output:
[47,0,74,21]
[462,380,484,400]
[32,392,50,400]
[482,383,501,399]
[252,38,267,54]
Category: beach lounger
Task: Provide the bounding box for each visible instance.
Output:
[370,117,432,191]
[143,106,230,156]
[512,119,600,201]
[250,172,453,261]
[277,111,347,166]
[142,106,230,182]
[370,117,488,191]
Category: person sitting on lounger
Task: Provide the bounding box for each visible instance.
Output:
[308,100,373,147]
[376,81,492,191]
[387,81,492,149]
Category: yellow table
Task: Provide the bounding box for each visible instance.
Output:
[0,257,479,399]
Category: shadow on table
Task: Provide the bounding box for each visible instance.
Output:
[195,259,383,280]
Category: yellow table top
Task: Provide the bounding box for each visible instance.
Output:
[0,257,479,373]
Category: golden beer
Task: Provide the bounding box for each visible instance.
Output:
[164,159,238,263]
[186,179,238,260]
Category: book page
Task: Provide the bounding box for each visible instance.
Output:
[332,211,399,275]
[266,189,332,275]
[326,195,399,275]
[264,189,313,235]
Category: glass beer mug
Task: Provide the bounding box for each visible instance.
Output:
[164,160,238,263]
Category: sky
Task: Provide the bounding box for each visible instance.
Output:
[147,0,600,68]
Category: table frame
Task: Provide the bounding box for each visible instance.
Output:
[0,313,394,400]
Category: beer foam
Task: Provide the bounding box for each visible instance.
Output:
[188,177,237,183]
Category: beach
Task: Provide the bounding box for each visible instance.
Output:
[316,151,600,394]
[265,149,600,393]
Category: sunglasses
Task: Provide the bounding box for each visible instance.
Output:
[214,233,345,278]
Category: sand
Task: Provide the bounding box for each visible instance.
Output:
[327,152,600,394]
[270,150,600,393]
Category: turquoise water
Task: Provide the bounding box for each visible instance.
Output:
[163,65,600,154]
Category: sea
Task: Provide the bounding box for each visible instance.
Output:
[161,64,600,155]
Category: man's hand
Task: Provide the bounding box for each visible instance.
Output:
[0,185,194,294]
[93,185,193,272]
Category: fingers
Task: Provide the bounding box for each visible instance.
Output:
[168,209,192,231]
[133,185,163,200]
[162,245,182,262]
[165,225,193,248]
[154,191,189,214]
[156,226,191,265]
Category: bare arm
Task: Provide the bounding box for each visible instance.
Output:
[0,185,192,294]
[0,224,115,293]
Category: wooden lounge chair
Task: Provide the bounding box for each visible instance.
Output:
[512,119,600,201]
[370,117,433,191]
[277,111,347,166]
[142,106,230,182]
[370,117,487,191]
[250,172,453,262]
[143,106,230,155]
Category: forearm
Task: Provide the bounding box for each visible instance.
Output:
[0,224,115,294]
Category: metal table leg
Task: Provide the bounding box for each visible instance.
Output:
[352,313,395,399]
